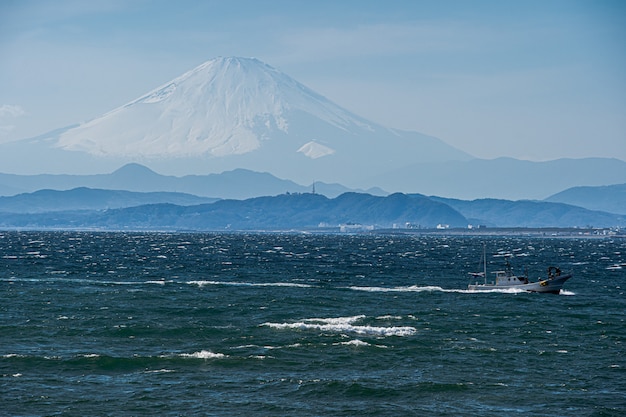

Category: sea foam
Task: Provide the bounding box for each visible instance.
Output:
[188,280,311,288]
[179,350,227,359]
[262,315,417,337]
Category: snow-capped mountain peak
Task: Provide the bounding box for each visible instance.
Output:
[2,56,472,186]
[57,56,370,158]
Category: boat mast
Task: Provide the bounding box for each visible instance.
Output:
[482,243,487,285]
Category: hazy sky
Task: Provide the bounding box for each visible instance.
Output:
[1,0,625,162]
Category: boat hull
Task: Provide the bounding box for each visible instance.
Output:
[468,274,572,294]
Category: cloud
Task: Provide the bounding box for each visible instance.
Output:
[0,104,26,138]
[0,104,25,118]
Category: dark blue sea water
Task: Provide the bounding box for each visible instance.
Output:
[1,231,624,416]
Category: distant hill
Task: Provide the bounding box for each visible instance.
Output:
[0,192,468,231]
[0,163,382,199]
[429,196,626,228]
[545,183,626,215]
[0,187,218,213]
[374,157,626,200]
[2,159,625,202]
[1,188,624,231]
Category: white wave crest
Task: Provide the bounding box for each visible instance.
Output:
[262,315,416,337]
[337,339,370,347]
[350,285,529,294]
[188,280,311,288]
[145,280,167,285]
[350,285,447,293]
[376,315,403,320]
[144,369,176,374]
[179,350,227,359]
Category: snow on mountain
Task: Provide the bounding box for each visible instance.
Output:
[297,141,335,159]
[0,56,472,188]
[57,57,372,159]
[2,56,626,200]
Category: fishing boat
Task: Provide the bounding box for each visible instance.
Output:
[467,245,572,294]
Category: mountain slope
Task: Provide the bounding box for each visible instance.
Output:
[0,163,380,199]
[430,196,626,228]
[57,57,374,158]
[376,157,626,200]
[0,192,469,230]
[0,187,218,213]
[545,183,626,215]
[0,57,470,187]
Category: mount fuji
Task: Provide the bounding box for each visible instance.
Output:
[4,56,625,200]
[0,57,470,188]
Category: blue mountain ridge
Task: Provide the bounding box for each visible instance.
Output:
[0,192,465,230]
[0,187,218,213]
[0,190,624,230]
[429,196,626,228]
[0,163,383,199]
[545,183,626,215]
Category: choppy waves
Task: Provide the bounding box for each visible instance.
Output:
[188,280,312,288]
[262,315,417,337]
[2,231,624,417]
[349,284,577,295]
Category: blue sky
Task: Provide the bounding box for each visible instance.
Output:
[1,0,625,162]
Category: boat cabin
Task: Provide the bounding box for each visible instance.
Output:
[494,270,529,285]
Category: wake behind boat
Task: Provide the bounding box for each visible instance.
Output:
[467,245,572,294]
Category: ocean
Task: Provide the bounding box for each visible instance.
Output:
[1,231,624,416]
